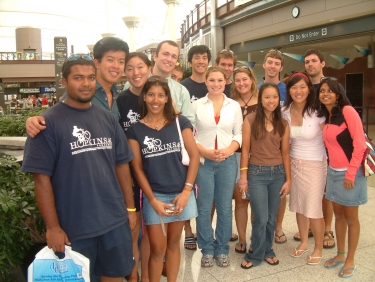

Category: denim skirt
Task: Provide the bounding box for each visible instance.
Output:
[326,166,368,206]
[143,191,198,225]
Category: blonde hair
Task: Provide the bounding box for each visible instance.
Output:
[205,66,226,80]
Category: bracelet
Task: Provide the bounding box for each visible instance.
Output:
[240,167,248,171]
[185,183,194,187]
[238,181,248,185]
[337,251,345,255]
[127,208,136,212]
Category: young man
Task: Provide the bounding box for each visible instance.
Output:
[215,49,236,97]
[181,45,211,101]
[22,57,136,281]
[257,49,287,245]
[258,49,286,106]
[26,37,129,137]
[171,63,184,83]
[300,49,335,249]
[123,40,195,125]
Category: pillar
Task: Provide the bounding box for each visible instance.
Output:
[164,0,180,42]
[122,16,141,52]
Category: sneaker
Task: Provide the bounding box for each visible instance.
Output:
[201,254,214,267]
[215,254,230,267]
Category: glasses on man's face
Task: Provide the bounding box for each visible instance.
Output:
[234,66,251,72]
[220,49,234,55]
[321,76,338,82]
[68,54,93,61]
[148,76,168,84]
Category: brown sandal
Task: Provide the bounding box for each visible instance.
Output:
[323,231,335,249]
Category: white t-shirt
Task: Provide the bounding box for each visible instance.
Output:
[282,106,326,161]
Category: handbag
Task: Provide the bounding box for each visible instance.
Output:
[362,132,375,177]
[176,116,190,166]
[28,245,90,281]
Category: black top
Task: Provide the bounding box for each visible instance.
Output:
[181,77,208,102]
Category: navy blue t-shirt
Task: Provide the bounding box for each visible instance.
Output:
[181,77,208,102]
[22,103,134,242]
[224,83,232,98]
[117,89,141,131]
[127,115,192,194]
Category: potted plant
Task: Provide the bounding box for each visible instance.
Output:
[0,155,45,281]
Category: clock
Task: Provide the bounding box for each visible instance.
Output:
[292,6,300,18]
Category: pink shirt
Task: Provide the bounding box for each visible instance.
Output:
[322,106,366,181]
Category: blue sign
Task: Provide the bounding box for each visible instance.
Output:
[41,87,56,93]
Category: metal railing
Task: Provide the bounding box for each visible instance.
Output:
[0,52,55,61]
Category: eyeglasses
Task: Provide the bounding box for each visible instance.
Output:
[234,66,251,72]
[269,49,282,54]
[321,76,338,82]
[68,54,93,61]
[148,76,168,84]
[220,49,234,55]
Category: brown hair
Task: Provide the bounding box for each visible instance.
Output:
[304,49,324,62]
[264,50,284,66]
[251,82,285,140]
[205,66,226,80]
[215,49,237,66]
[231,67,258,101]
[155,40,180,56]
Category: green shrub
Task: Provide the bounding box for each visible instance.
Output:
[0,156,43,280]
[0,108,47,137]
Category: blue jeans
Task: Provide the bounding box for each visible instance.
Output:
[244,164,286,266]
[196,154,237,256]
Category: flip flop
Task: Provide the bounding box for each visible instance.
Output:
[339,266,357,278]
[324,258,345,269]
[293,230,313,241]
[307,256,322,265]
[229,233,239,242]
[290,249,309,258]
[264,257,279,266]
[274,232,287,244]
[240,260,254,269]
[235,242,247,254]
[184,236,197,250]
[323,231,336,249]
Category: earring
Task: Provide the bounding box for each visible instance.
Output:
[334,100,338,107]
[318,102,321,111]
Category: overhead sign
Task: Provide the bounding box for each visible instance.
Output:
[289,27,328,43]
[54,37,67,97]
[40,87,56,93]
[234,0,253,6]
[19,88,40,94]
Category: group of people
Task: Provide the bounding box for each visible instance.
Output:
[22,37,368,282]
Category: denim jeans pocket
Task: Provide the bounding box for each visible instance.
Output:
[248,168,260,176]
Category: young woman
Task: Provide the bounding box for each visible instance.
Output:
[193,66,243,267]
[230,66,258,254]
[127,76,199,282]
[318,77,367,278]
[117,52,152,282]
[239,82,291,269]
[282,72,326,265]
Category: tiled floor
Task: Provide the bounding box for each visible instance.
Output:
[159,183,375,281]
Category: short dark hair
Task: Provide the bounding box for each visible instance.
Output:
[155,40,179,56]
[139,77,177,124]
[215,49,237,66]
[93,37,129,62]
[62,58,96,80]
[304,49,324,62]
[125,52,152,67]
[187,45,211,63]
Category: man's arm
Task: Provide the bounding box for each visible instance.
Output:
[26,116,46,138]
[115,163,136,230]
[33,173,70,252]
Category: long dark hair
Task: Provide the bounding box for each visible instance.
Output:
[316,78,350,120]
[284,72,315,117]
[252,82,285,139]
[139,76,177,126]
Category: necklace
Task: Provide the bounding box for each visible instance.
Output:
[239,94,253,115]
[144,118,165,130]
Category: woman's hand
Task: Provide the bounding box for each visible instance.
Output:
[172,189,190,215]
[279,181,291,200]
[344,178,355,189]
[216,148,231,162]
[202,149,219,162]
[150,198,175,216]
[237,178,248,195]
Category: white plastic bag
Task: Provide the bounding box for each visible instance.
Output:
[28,245,90,282]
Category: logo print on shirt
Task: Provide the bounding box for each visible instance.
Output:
[70,125,112,154]
[142,136,181,158]
[191,95,198,103]
[127,110,140,124]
